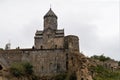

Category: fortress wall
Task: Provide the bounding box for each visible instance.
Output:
[0,50,23,67]
[25,49,66,76]
[0,49,67,76]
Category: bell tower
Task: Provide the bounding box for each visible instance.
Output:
[43,8,58,30]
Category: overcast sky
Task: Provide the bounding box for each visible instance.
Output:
[0,0,119,60]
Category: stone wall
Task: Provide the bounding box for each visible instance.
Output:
[0,49,67,77]
[25,49,66,76]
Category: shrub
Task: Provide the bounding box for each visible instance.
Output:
[10,61,34,79]
[10,62,24,78]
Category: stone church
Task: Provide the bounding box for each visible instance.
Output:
[0,8,92,80]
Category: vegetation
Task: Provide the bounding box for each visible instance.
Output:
[0,48,3,50]
[53,73,77,80]
[10,62,77,80]
[90,54,120,80]
[10,61,39,80]
[9,55,120,80]
[91,54,111,62]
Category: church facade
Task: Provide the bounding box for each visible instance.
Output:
[0,9,92,80]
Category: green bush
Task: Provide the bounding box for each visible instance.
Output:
[0,48,3,50]
[10,62,24,77]
[10,62,34,79]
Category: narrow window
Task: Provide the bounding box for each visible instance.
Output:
[41,66,44,72]
[66,61,68,70]
[66,53,68,70]
[0,65,3,70]
[55,45,57,49]
[56,63,60,72]
[81,78,84,80]
[41,45,43,49]
[66,53,68,60]
[71,57,73,60]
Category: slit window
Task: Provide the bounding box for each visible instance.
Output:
[41,45,43,49]
[55,45,57,49]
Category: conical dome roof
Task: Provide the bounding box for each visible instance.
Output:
[44,8,57,19]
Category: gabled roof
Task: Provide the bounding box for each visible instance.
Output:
[44,8,57,19]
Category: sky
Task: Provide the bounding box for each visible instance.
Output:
[0,0,119,60]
